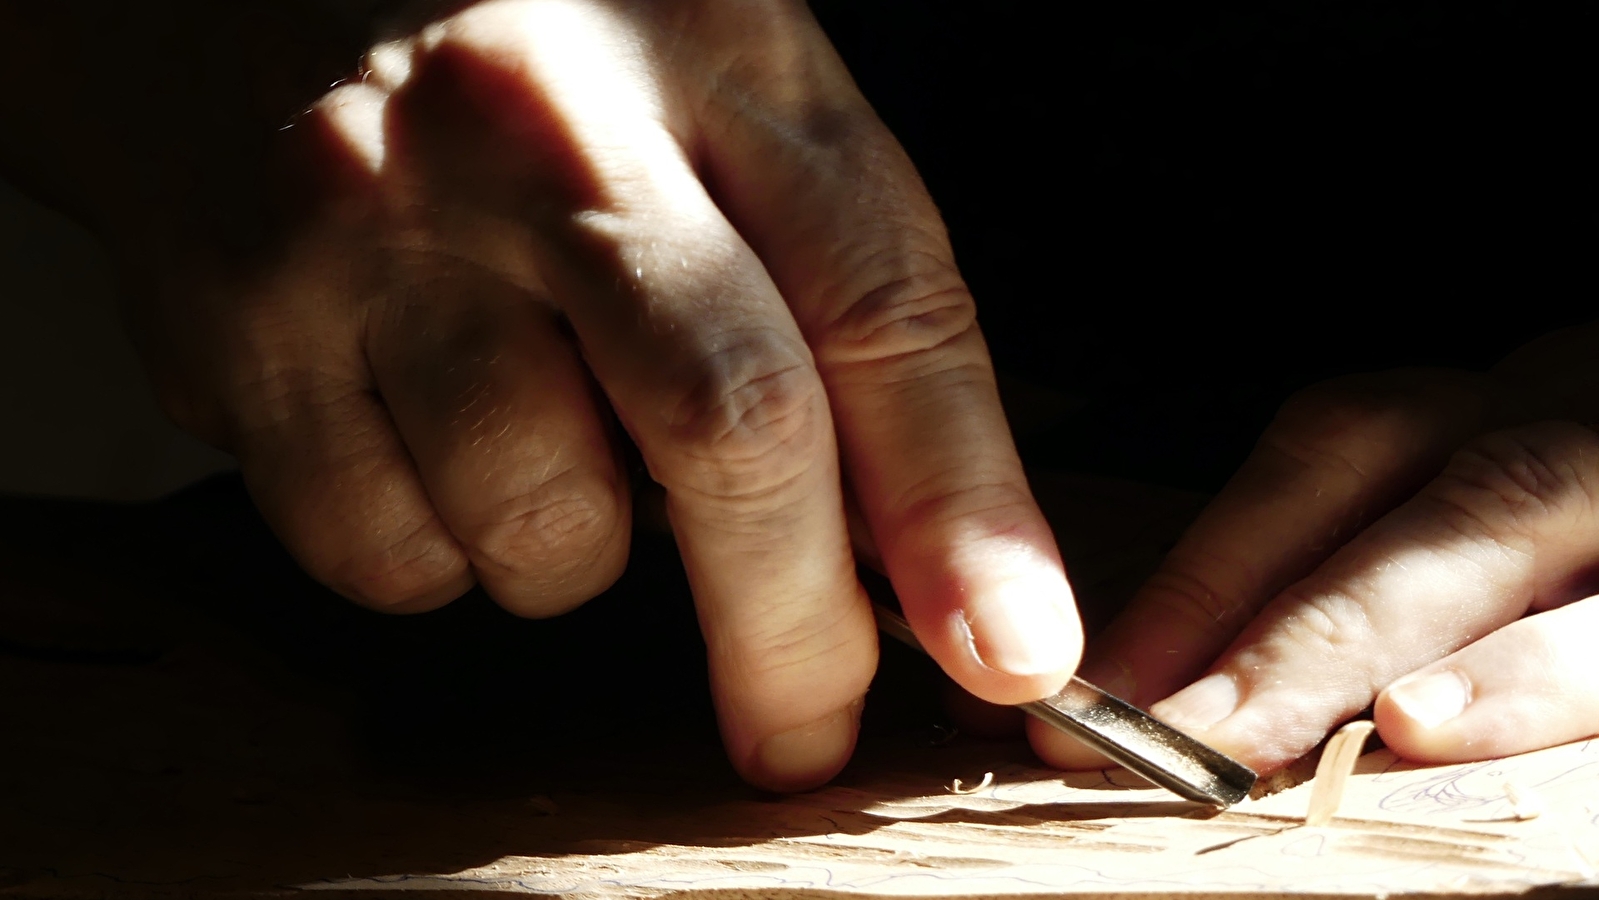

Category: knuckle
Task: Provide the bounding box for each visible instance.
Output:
[220,324,370,441]
[231,375,378,454]
[325,513,468,609]
[664,332,827,500]
[819,253,978,368]
[1428,423,1599,541]
[459,471,626,589]
[1270,586,1379,670]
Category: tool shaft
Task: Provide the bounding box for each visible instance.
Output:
[873,603,1255,807]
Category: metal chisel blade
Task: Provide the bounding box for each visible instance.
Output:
[873,603,1256,807]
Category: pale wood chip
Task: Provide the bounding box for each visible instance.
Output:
[948,771,994,795]
[1503,782,1545,821]
[1304,720,1376,826]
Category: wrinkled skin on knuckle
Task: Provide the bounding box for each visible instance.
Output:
[192,250,380,437]
[661,334,828,502]
[228,383,469,609]
[226,368,374,451]
[820,259,978,368]
[1204,587,1381,769]
[140,260,365,451]
[1431,424,1599,528]
[1249,585,1379,684]
[1411,426,1599,581]
[370,294,548,426]
[318,508,467,609]
[459,472,629,612]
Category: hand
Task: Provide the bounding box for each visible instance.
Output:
[1035,326,1599,775]
[3,0,1083,789]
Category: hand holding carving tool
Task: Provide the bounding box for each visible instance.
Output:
[872,603,1257,807]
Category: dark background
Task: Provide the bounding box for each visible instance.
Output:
[814,0,1595,490]
[2,0,1595,788]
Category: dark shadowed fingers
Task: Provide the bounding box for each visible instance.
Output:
[696,1,1079,707]
[224,307,473,613]
[366,273,631,617]
[1035,372,1504,768]
[1144,422,1599,774]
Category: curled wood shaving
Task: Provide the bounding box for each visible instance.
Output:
[948,771,994,795]
[1304,720,1376,826]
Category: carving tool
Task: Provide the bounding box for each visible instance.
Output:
[872,603,1257,807]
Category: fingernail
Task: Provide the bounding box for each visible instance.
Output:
[752,697,864,791]
[1154,672,1239,733]
[1387,669,1472,729]
[958,582,1078,676]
